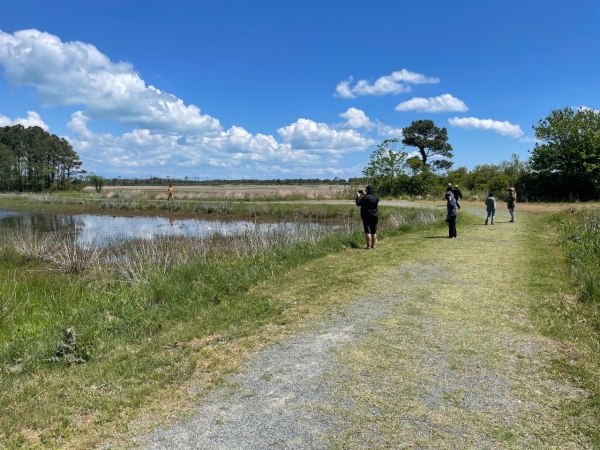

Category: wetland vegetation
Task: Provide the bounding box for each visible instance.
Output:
[0,199,445,448]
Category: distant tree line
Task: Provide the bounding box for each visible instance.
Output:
[104,176,350,186]
[363,109,600,201]
[0,125,83,192]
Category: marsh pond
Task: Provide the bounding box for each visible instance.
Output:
[0,210,337,246]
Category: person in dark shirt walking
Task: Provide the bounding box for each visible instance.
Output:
[485,192,497,225]
[507,187,517,222]
[445,191,458,238]
[452,185,463,209]
[356,185,379,250]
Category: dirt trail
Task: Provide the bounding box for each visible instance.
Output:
[137,211,591,449]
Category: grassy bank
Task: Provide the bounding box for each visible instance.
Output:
[0,206,445,448]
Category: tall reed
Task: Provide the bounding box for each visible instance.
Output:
[557,207,600,309]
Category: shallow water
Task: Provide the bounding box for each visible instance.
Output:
[0,210,326,245]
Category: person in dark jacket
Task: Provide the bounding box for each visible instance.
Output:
[446,183,453,193]
[485,192,497,225]
[507,187,517,222]
[452,185,463,209]
[356,185,379,249]
[445,191,458,238]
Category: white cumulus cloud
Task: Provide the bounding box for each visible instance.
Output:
[0,29,221,134]
[0,110,49,130]
[339,107,374,129]
[395,94,468,113]
[334,69,439,98]
[375,121,404,138]
[66,112,367,178]
[448,117,524,138]
[278,118,375,152]
[0,29,379,179]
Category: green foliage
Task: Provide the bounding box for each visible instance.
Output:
[557,207,600,315]
[447,154,529,200]
[88,174,106,193]
[401,119,454,171]
[362,139,407,196]
[530,107,600,200]
[0,124,82,192]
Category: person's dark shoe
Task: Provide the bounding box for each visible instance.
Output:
[485,220,488,225]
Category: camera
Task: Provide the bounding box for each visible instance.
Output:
[358,189,365,194]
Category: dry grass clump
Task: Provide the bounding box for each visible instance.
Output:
[9,230,105,274]
[385,208,444,228]
[7,220,356,287]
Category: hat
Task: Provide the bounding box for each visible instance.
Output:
[509,187,515,191]
[366,185,374,193]
[445,191,453,197]
[454,185,458,188]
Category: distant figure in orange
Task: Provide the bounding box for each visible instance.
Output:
[167,185,174,201]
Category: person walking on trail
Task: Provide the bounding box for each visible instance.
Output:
[356,185,379,250]
[485,192,497,225]
[507,187,517,222]
[445,191,458,238]
[452,185,463,209]
[167,185,174,201]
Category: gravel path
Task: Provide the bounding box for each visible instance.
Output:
[138,286,407,449]
[137,208,580,449]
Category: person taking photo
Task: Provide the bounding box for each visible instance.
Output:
[356,185,379,250]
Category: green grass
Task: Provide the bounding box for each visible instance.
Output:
[0,204,445,449]
[2,201,599,448]
[313,211,600,449]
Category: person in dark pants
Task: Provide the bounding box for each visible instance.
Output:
[355,185,380,250]
[452,185,462,209]
[445,191,458,238]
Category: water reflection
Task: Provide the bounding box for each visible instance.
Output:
[0,210,329,245]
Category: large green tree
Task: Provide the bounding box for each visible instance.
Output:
[362,138,407,196]
[401,119,453,171]
[530,107,600,200]
[0,124,82,192]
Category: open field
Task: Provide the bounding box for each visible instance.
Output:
[82,184,354,200]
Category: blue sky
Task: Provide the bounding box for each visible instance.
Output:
[0,0,598,180]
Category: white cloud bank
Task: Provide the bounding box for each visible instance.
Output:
[65,112,373,178]
[448,117,523,138]
[335,69,439,99]
[278,118,375,151]
[395,94,468,113]
[0,29,221,134]
[0,110,49,130]
[0,29,379,178]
